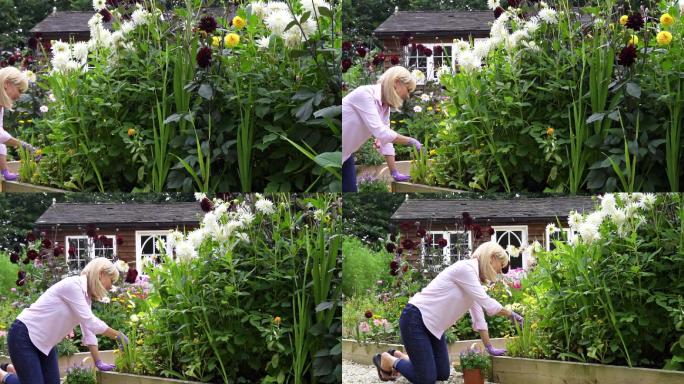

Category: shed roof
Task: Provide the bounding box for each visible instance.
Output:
[36,203,204,229]
[373,11,493,39]
[391,196,596,223]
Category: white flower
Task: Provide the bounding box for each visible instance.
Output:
[88,13,103,29]
[578,222,600,244]
[586,211,604,227]
[115,260,129,274]
[411,69,425,82]
[473,39,492,59]
[413,105,423,113]
[456,50,482,73]
[239,210,255,226]
[52,40,70,56]
[131,9,150,27]
[166,230,184,249]
[436,65,451,78]
[283,28,303,48]
[539,1,548,7]
[92,0,106,11]
[24,70,36,83]
[214,201,228,217]
[265,9,293,36]
[506,30,528,50]
[120,21,135,35]
[236,232,250,243]
[256,36,271,50]
[600,193,617,216]
[490,19,509,41]
[453,39,470,51]
[538,8,558,24]
[301,0,331,13]
[266,1,290,15]
[202,212,220,238]
[99,296,111,303]
[38,105,48,113]
[71,41,89,62]
[420,94,431,102]
[522,40,540,52]
[255,198,275,215]
[611,208,627,226]
[546,223,558,233]
[130,314,139,323]
[524,17,540,34]
[487,0,500,10]
[642,193,656,207]
[176,240,198,262]
[187,229,206,248]
[567,210,583,230]
[48,93,56,103]
[194,192,207,202]
[506,244,520,257]
[250,1,268,18]
[314,209,327,221]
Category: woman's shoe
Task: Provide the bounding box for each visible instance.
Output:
[372,353,394,381]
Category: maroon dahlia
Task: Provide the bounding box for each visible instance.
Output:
[27,249,39,260]
[433,45,443,56]
[401,238,415,250]
[341,58,352,72]
[125,268,138,284]
[390,54,400,65]
[26,231,36,242]
[385,242,396,253]
[41,238,52,249]
[423,48,433,57]
[487,226,495,236]
[437,237,448,248]
[342,41,352,51]
[197,15,218,34]
[356,46,367,58]
[53,245,64,257]
[86,226,98,238]
[200,197,214,212]
[10,252,20,263]
[626,12,644,31]
[27,36,38,51]
[417,228,427,238]
[494,6,505,18]
[400,33,411,47]
[372,52,385,66]
[116,235,124,246]
[196,47,212,68]
[365,310,373,319]
[618,44,637,66]
[99,8,113,23]
[16,278,25,286]
[17,270,26,280]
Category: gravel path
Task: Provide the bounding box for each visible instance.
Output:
[342,360,497,383]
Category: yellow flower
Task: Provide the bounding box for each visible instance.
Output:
[225,33,240,48]
[18,120,24,124]
[619,15,628,25]
[127,128,136,137]
[609,23,615,30]
[390,120,396,124]
[427,106,433,111]
[660,13,674,26]
[211,36,221,48]
[274,316,281,325]
[35,149,43,156]
[232,15,246,29]
[657,31,673,45]
[429,149,437,156]
[26,119,32,123]
[628,35,638,45]
[546,127,554,136]
[137,339,143,345]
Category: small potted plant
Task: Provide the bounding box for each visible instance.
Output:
[458,344,491,384]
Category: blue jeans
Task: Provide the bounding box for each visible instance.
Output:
[342,154,358,192]
[396,304,450,384]
[7,320,59,384]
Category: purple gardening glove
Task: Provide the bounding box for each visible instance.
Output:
[485,343,507,356]
[510,311,524,329]
[1,169,18,181]
[95,359,115,371]
[391,170,410,182]
[116,332,129,350]
[20,141,36,154]
[407,138,422,151]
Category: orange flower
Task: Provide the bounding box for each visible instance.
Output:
[127,128,136,137]
[274,316,281,325]
[546,127,554,136]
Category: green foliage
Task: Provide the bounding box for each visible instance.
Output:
[459,348,491,375]
[0,253,20,294]
[64,366,97,384]
[342,237,394,297]
[341,192,405,248]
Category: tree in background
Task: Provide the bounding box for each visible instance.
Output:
[342,192,406,248]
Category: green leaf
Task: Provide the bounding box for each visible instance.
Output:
[313,152,341,169]
[625,82,641,99]
[198,83,213,100]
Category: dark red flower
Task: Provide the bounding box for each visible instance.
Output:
[401,238,415,250]
[197,15,218,33]
[125,268,138,284]
[200,197,214,212]
[390,268,398,276]
[402,265,408,272]
[390,54,400,65]
[390,234,396,242]
[390,260,399,270]
[100,8,113,22]
[423,48,433,57]
[342,41,352,51]
[27,249,39,260]
[425,235,432,244]
[400,222,411,231]
[116,235,124,246]
[196,47,212,68]
[342,58,352,72]
[508,0,521,7]
[22,258,30,265]
[7,56,16,65]
[106,0,119,6]
[42,40,51,52]
[16,278,25,286]
[626,12,644,31]
[53,245,64,257]
[400,33,411,47]
[437,237,448,248]
[463,212,473,229]
[618,44,637,66]
[417,228,427,238]
[98,235,109,244]
[433,45,443,56]
[494,6,505,18]
[365,310,373,318]
[41,239,52,249]
[86,226,98,238]
[10,252,20,264]
[372,52,385,66]
[410,43,417,51]
[472,224,483,239]
[17,270,26,280]
[386,243,396,253]
[27,36,38,50]
[356,46,366,58]
[396,247,403,255]
[487,226,495,236]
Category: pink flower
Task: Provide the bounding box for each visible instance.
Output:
[10,287,16,293]
[373,319,383,327]
[359,322,371,333]
[513,281,521,289]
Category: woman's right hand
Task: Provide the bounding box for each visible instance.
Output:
[116,332,129,350]
[510,311,524,328]
[407,138,422,151]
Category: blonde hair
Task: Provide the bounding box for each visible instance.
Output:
[378,66,416,109]
[0,67,28,109]
[471,241,509,283]
[81,257,119,301]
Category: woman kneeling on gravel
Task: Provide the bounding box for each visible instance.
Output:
[372,241,524,383]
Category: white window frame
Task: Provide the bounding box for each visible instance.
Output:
[65,236,90,272]
[65,235,117,272]
[492,225,529,270]
[404,43,455,83]
[422,230,472,266]
[545,227,576,251]
[135,230,171,271]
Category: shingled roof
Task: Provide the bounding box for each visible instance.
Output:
[391,196,596,224]
[35,203,204,229]
[373,11,494,39]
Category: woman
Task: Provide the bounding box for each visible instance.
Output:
[0,67,40,180]
[373,242,523,383]
[7,257,128,383]
[342,66,422,192]
[0,363,17,384]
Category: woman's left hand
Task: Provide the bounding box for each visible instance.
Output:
[95,359,116,371]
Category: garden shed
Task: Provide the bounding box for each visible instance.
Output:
[373,10,493,81]
[390,196,595,269]
[35,202,203,272]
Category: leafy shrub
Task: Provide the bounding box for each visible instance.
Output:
[64,366,96,384]
[342,237,394,297]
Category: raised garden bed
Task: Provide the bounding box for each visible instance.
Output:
[391,181,462,193]
[97,371,202,383]
[0,180,67,192]
[342,338,510,367]
[491,356,684,384]
[1,350,115,377]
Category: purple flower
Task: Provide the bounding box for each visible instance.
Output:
[197,16,218,34]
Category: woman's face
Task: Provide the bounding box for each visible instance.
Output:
[3,80,22,101]
[99,270,113,291]
[394,78,410,101]
[491,255,508,274]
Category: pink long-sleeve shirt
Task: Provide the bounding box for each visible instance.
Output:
[409,258,503,339]
[17,275,109,356]
[0,107,12,144]
[342,84,398,162]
